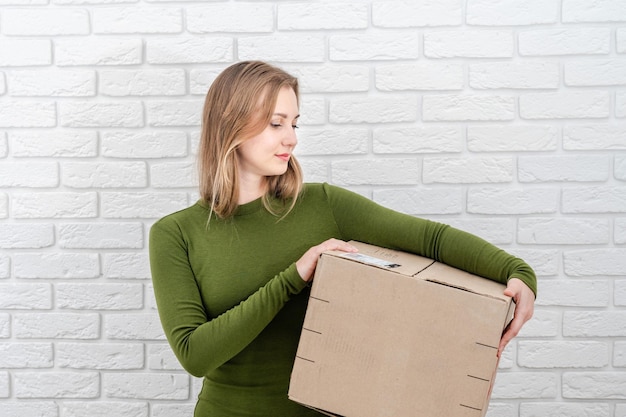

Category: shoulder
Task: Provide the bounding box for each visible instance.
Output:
[151,202,208,234]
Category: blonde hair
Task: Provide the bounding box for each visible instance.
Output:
[198,61,303,219]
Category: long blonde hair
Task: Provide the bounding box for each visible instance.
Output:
[198,61,303,219]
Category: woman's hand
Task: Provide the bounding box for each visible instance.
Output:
[296,239,359,282]
[498,277,535,356]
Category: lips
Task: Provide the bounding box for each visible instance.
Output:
[276,153,290,162]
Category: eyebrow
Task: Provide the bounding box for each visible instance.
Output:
[273,113,300,119]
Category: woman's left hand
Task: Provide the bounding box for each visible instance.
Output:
[498,278,535,357]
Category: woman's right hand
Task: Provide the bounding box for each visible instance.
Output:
[296,239,359,282]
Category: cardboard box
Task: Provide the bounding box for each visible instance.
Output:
[289,241,514,417]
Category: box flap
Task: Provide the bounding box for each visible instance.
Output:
[325,241,435,277]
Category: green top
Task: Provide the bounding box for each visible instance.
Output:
[149,183,536,417]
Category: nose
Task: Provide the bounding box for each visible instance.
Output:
[283,127,298,147]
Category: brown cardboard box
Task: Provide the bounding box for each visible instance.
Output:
[289,241,514,417]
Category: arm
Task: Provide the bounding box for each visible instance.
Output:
[149,219,308,377]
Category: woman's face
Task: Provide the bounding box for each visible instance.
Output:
[236,86,300,182]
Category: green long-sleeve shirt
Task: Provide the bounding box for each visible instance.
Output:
[149,183,536,417]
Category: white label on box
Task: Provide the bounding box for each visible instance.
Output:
[340,252,401,269]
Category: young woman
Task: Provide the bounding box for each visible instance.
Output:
[149,60,537,417]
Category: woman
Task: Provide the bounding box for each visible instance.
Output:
[149,60,536,416]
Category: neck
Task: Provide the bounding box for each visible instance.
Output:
[238,176,267,205]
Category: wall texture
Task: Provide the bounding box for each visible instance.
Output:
[0,0,625,416]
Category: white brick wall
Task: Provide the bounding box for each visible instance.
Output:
[0,1,624,416]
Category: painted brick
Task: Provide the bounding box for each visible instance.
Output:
[0,313,8,337]
[101,192,189,219]
[15,372,99,398]
[59,101,144,127]
[14,253,100,279]
[565,59,626,86]
[615,155,626,181]
[619,28,626,53]
[372,0,462,27]
[62,162,147,188]
[520,91,610,119]
[103,253,151,279]
[0,256,9,279]
[299,96,326,125]
[468,188,559,215]
[11,131,98,157]
[189,68,225,95]
[373,126,462,154]
[278,3,367,30]
[513,249,560,277]
[8,69,96,96]
[240,35,325,63]
[518,341,609,368]
[330,31,420,61]
[563,372,626,399]
[101,131,187,158]
[188,3,273,33]
[152,403,195,417]
[104,373,189,400]
[0,343,53,368]
[57,342,144,369]
[519,155,609,182]
[424,30,513,58]
[0,133,6,156]
[0,101,56,128]
[564,311,626,336]
[467,0,559,25]
[331,158,420,186]
[61,402,148,417]
[12,192,98,219]
[93,7,182,33]
[617,91,626,118]
[0,223,54,248]
[468,125,558,152]
[491,372,558,399]
[520,402,610,417]
[563,124,626,150]
[615,341,626,367]
[423,156,513,183]
[563,186,626,213]
[562,0,626,23]
[14,313,100,339]
[0,283,52,309]
[617,219,626,245]
[519,28,610,56]
[564,249,626,277]
[0,402,58,417]
[296,128,368,156]
[376,62,463,91]
[57,283,143,310]
[330,96,418,123]
[147,37,232,64]
[470,62,559,89]
[105,313,166,340]
[146,100,202,126]
[423,94,515,121]
[58,222,143,249]
[149,344,184,370]
[517,310,560,338]
[100,69,185,96]
[373,187,463,215]
[150,162,197,188]
[0,162,58,187]
[2,8,89,35]
[518,218,609,245]
[287,65,369,93]
[0,39,51,66]
[56,38,142,66]
[617,281,626,306]
[486,403,516,417]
